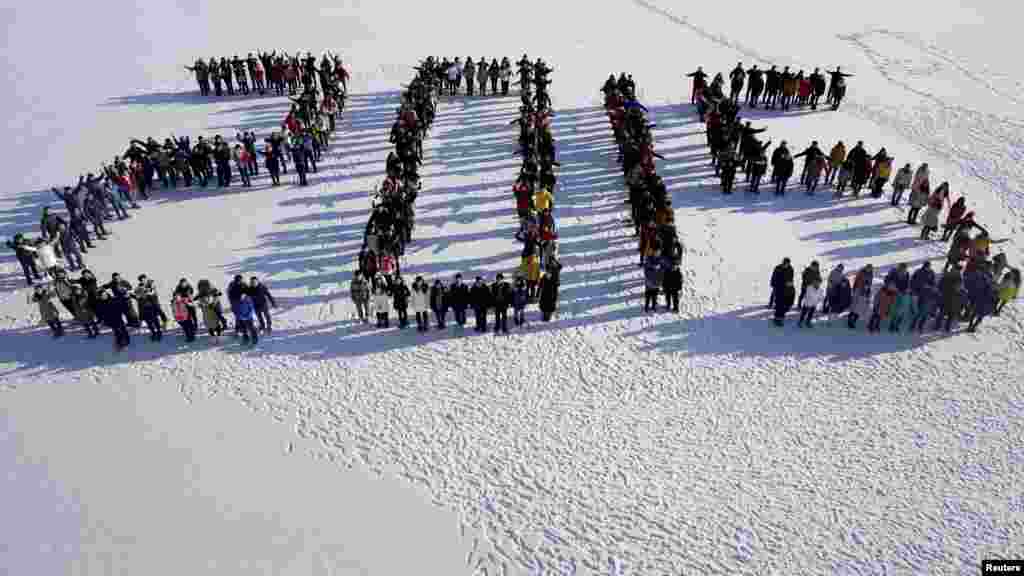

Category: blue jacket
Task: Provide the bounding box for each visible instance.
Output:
[623,100,648,112]
[512,285,528,309]
[236,297,255,321]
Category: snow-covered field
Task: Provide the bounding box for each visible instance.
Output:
[2,1,1022,574]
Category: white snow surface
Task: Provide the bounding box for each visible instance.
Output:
[3,1,1023,574]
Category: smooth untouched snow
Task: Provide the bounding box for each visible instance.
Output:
[2,1,1022,575]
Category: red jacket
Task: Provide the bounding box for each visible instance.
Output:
[284,114,299,134]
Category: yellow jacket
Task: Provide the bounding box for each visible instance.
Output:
[829,143,846,167]
[998,278,1019,303]
[534,188,553,212]
[877,160,892,179]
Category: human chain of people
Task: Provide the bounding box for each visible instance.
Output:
[6,56,1020,351]
[9,52,350,350]
[352,56,563,335]
[685,62,1018,334]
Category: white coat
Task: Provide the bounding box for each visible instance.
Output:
[23,241,58,269]
[447,65,459,81]
[411,286,429,313]
[372,289,390,312]
[800,285,824,309]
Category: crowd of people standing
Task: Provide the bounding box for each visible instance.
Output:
[186,51,349,98]
[602,74,685,313]
[683,64,1019,335]
[348,56,564,335]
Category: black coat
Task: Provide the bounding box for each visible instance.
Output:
[539,275,559,313]
[448,282,469,310]
[663,267,683,293]
[226,279,248,305]
[391,283,410,310]
[249,284,276,310]
[910,267,936,295]
[770,263,793,291]
[429,284,447,311]
[801,266,822,290]
[491,281,513,309]
[470,283,492,310]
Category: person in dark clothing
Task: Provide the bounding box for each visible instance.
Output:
[102,273,141,329]
[745,65,764,107]
[6,235,43,285]
[98,290,131,350]
[773,278,796,326]
[799,261,822,305]
[793,141,823,186]
[448,274,469,327]
[771,142,794,195]
[226,274,249,337]
[471,276,491,332]
[686,67,708,104]
[809,68,827,109]
[491,274,512,334]
[883,263,911,294]
[763,65,780,108]
[769,258,793,309]
[728,62,745,104]
[248,277,277,334]
[663,263,682,312]
[826,67,853,108]
[391,276,411,329]
[909,261,936,296]
[538,268,559,321]
[430,279,448,329]
[933,267,963,332]
[290,141,308,186]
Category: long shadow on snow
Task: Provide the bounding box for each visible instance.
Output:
[622,303,957,360]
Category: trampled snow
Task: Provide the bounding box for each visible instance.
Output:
[2,1,1022,574]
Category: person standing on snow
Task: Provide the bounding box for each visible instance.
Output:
[686,66,708,104]
[30,284,64,338]
[226,274,248,337]
[499,57,513,96]
[512,277,528,327]
[471,276,491,332]
[821,263,846,314]
[771,142,794,196]
[430,279,448,330]
[464,57,476,96]
[235,292,258,345]
[826,67,853,107]
[772,269,796,326]
[491,273,513,334]
[411,276,429,332]
[448,273,470,327]
[538,267,559,321]
[797,280,824,328]
[477,57,488,95]
[793,141,823,188]
[769,257,792,309]
[134,277,165,341]
[745,65,764,107]
[891,163,913,206]
[728,62,745,104]
[658,260,681,314]
[373,281,391,328]
[6,235,43,285]
[799,261,822,306]
[248,277,277,334]
[350,272,371,324]
[390,276,410,329]
[643,258,663,312]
